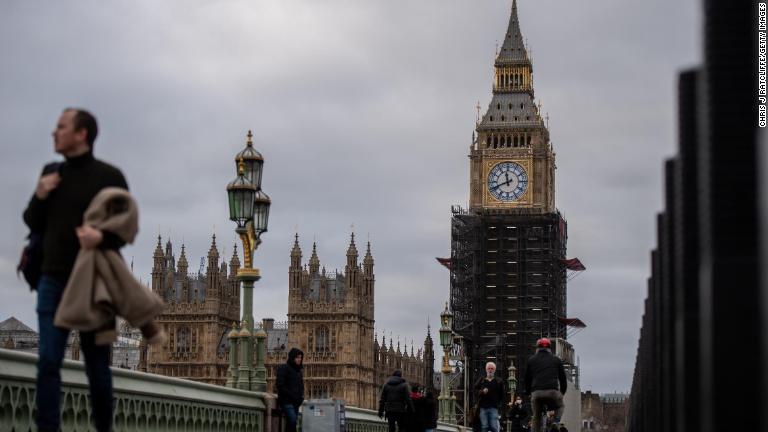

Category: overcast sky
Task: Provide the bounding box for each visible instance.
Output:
[0,0,700,393]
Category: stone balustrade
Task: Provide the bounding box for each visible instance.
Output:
[0,348,267,431]
[0,348,464,432]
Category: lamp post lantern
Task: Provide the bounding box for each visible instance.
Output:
[226,130,271,391]
[438,303,456,423]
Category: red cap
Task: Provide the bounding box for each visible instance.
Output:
[536,338,551,348]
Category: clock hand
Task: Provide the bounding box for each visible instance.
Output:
[492,177,516,189]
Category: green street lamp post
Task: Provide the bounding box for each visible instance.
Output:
[507,362,517,432]
[226,322,239,388]
[226,131,271,391]
[438,303,456,423]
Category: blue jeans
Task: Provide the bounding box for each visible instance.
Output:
[36,275,113,432]
[479,407,500,432]
[282,404,298,432]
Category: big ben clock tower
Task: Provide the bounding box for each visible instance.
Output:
[450,0,570,397]
[469,0,554,213]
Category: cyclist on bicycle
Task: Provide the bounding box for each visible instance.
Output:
[523,338,567,432]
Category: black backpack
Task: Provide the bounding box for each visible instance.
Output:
[17,162,62,290]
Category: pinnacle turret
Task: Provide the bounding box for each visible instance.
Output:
[154,235,163,258]
[178,244,188,273]
[477,0,544,133]
[364,241,373,263]
[347,232,358,258]
[309,241,320,274]
[165,239,173,258]
[496,0,530,66]
[208,233,219,258]
[230,243,240,267]
[291,233,301,257]
[290,233,303,270]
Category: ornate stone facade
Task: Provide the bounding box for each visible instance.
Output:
[145,234,241,385]
[142,231,435,408]
[264,234,435,410]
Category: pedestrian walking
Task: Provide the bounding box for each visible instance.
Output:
[422,388,438,432]
[378,369,414,432]
[24,108,163,432]
[408,383,425,432]
[523,338,567,432]
[473,361,506,432]
[507,394,531,432]
[276,347,304,432]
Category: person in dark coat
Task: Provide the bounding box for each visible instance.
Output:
[524,338,567,432]
[276,347,304,432]
[422,388,438,432]
[24,108,130,432]
[378,369,414,432]
[473,361,506,432]
[507,394,531,432]
[408,383,425,432]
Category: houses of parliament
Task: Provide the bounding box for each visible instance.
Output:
[143,233,434,410]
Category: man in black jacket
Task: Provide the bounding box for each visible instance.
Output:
[378,369,414,432]
[276,347,304,432]
[474,361,506,432]
[24,108,128,432]
[523,338,567,432]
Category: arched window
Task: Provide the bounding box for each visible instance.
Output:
[177,326,190,353]
[316,326,330,352]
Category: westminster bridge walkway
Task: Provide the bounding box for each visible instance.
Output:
[0,349,463,432]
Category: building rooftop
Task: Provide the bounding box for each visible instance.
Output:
[0,317,36,333]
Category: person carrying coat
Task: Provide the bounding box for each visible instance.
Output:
[276,347,304,432]
[378,369,414,432]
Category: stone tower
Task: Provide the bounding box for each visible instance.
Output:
[147,234,241,385]
[275,233,377,408]
[468,0,555,213]
[423,325,435,390]
[451,0,568,395]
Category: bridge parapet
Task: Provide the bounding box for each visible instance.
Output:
[0,348,464,432]
[0,348,268,431]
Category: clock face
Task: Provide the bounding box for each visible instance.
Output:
[488,162,528,201]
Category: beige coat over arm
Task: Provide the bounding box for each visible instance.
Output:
[54,187,164,345]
